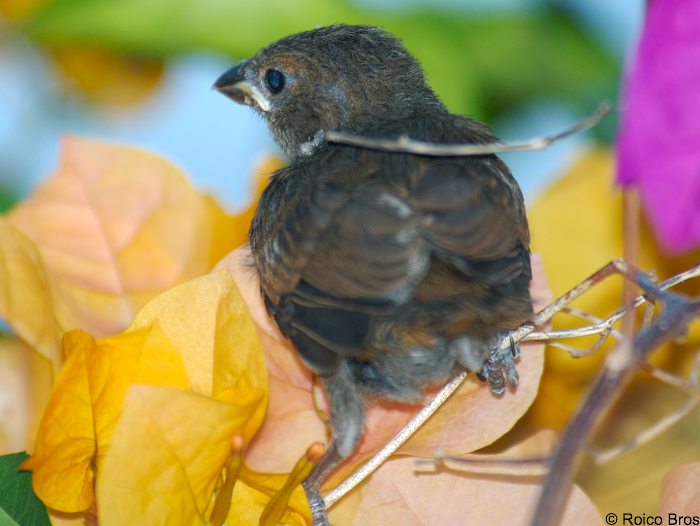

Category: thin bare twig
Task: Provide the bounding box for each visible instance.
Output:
[415,264,699,494]
[586,351,700,464]
[323,371,468,508]
[523,261,700,345]
[530,267,700,526]
[415,451,550,476]
[321,259,700,514]
[587,389,700,464]
[419,349,700,471]
[532,307,620,358]
[325,101,612,156]
[622,188,642,346]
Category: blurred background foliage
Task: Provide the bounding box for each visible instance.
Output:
[0,0,635,211]
[14,0,697,519]
[14,0,617,115]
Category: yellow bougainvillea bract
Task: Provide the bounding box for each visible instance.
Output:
[3,137,611,525]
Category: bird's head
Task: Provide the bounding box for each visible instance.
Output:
[214,24,445,159]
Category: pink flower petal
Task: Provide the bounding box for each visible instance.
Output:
[616,0,700,254]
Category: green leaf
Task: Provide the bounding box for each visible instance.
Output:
[0,453,50,526]
[0,186,18,214]
[21,0,618,129]
[22,0,369,57]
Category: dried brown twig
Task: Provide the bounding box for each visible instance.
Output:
[316,104,700,523]
[320,103,615,510]
[586,353,700,465]
[322,260,700,515]
[531,262,700,526]
[325,101,612,156]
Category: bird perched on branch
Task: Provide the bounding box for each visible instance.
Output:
[214,24,532,525]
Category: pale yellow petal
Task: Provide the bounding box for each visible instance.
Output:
[0,337,53,455]
[329,455,602,526]
[22,326,189,512]
[0,218,61,366]
[98,386,263,526]
[8,136,236,337]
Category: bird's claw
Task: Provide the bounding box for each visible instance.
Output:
[302,479,330,526]
[477,334,520,395]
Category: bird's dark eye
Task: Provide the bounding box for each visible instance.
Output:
[264,69,285,94]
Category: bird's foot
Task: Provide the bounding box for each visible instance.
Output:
[476,333,520,395]
[302,479,330,526]
[301,440,345,526]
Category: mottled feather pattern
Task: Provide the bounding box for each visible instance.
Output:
[215,26,534,519]
[252,111,531,382]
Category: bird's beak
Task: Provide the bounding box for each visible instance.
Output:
[213,60,271,112]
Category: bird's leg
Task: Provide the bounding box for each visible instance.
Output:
[452,333,519,395]
[477,333,520,395]
[303,362,365,526]
[302,442,343,526]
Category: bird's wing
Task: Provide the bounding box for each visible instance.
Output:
[272,178,431,372]
[266,152,529,374]
[408,156,531,286]
[301,182,428,302]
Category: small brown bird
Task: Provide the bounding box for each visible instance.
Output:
[215,25,532,524]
